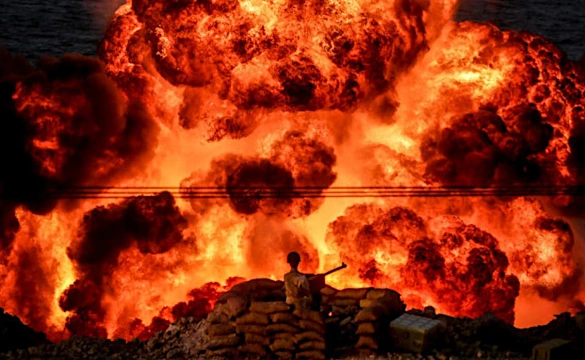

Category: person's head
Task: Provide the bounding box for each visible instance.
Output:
[287,252,301,269]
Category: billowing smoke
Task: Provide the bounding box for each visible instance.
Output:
[422,107,553,186]
[0,202,19,256]
[327,205,520,323]
[170,279,241,321]
[178,87,262,141]
[11,244,59,337]
[96,0,448,141]
[226,158,297,216]
[0,47,160,338]
[61,192,188,337]
[181,127,336,218]
[127,277,245,340]
[0,50,158,214]
[507,215,580,300]
[129,0,430,111]
[412,21,585,219]
[270,129,337,213]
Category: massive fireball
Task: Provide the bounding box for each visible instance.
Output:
[1,0,585,341]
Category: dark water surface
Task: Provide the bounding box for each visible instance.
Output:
[0,0,584,61]
[0,0,121,60]
[456,0,585,60]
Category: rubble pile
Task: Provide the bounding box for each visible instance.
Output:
[1,337,139,360]
[141,317,209,359]
[0,317,208,360]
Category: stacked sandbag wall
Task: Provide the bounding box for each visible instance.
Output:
[208,301,327,359]
[204,279,407,358]
[355,289,406,354]
[204,278,327,359]
[321,287,366,353]
[319,287,406,356]
[205,300,242,358]
[205,278,283,357]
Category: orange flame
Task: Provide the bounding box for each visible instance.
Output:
[1,0,585,341]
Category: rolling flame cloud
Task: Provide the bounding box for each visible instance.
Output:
[1,0,585,341]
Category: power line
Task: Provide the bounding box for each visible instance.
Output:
[25,185,585,199]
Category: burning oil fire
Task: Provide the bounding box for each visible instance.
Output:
[1,0,585,341]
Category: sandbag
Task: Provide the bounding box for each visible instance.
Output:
[359,299,376,309]
[355,322,377,335]
[332,298,359,307]
[325,317,340,326]
[235,324,265,335]
[331,305,359,315]
[208,323,235,337]
[363,290,405,314]
[206,348,236,357]
[294,331,324,344]
[299,340,326,351]
[366,288,400,300]
[238,343,267,356]
[230,278,283,294]
[208,312,229,324]
[339,316,352,327]
[245,333,270,346]
[273,333,295,342]
[335,288,370,299]
[266,323,298,334]
[208,303,229,324]
[355,305,386,323]
[225,294,248,318]
[270,337,295,352]
[271,312,297,324]
[236,312,270,325]
[216,291,244,304]
[361,300,405,318]
[299,320,325,334]
[250,301,290,314]
[297,350,326,359]
[207,334,241,350]
[274,351,294,359]
[251,289,286,302]
[356,335,378,350]
[293,308,323,324]
[320,285,338,296]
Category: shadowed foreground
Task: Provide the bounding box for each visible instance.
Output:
[1,280,584,360]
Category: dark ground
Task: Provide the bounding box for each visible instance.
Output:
[2,305,584,359]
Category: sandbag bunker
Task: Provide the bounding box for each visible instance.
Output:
[205,278,441,358]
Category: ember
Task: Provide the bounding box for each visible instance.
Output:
[1,0,585,342]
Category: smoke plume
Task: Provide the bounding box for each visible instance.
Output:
[61,192,188,337]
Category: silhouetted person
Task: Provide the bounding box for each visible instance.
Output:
[284,252,312,310]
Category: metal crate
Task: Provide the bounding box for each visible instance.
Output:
[531,339,571,360]
[389,313,442,353]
